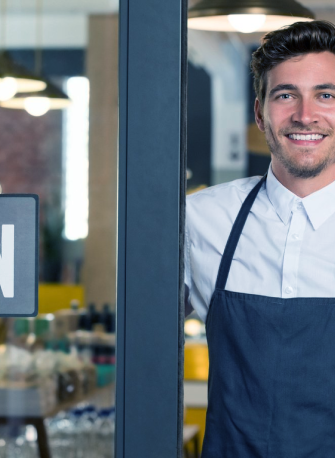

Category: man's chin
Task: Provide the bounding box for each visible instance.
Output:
[279,159,329,179]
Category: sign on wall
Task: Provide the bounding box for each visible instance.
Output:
[0,195,39,317]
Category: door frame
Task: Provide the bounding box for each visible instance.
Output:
[116,0,188,456]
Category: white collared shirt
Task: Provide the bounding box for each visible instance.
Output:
[185,165,335,323]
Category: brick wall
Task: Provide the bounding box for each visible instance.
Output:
[0,106,63,281]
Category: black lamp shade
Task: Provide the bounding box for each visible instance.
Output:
[0,80,71,110]
[0,52,46,92]
[188,0,315,19]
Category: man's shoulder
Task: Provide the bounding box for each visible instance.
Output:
[187,175,262,207]
[185,175,264,244]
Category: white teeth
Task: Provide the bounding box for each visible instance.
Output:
[288,134,324,141]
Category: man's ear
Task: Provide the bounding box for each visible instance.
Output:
[254,98,265,132]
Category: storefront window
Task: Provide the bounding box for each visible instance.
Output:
[0,2,118,457]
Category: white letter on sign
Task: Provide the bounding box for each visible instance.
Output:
[0,225,14,298]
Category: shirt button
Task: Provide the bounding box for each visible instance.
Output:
[297,202,303,210]
[285,286,293,294]
[292,233,300,240]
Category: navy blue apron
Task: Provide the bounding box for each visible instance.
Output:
[202,175,335,458]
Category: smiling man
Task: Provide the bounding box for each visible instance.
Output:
[185,20,335,458]
[255,51,335,196]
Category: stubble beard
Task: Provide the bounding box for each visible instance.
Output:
[264,124,335,179]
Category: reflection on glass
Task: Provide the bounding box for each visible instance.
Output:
[63,77,90,241]
[0,304,116,458]
[24,96,51,117]
[0,9,116,455]
[0,77,17,101]
[227,14,266,33]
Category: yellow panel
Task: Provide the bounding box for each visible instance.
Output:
[187,185,207,195]
[38,284,85,314]
[184,342,209,381]
[184,407,207,452]
[247,123,270,155]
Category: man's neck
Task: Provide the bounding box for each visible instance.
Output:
[271,161,335,198]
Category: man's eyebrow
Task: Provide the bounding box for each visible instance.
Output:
[268,84,297,98]
[268,83,335,98]
[314,83,335,91]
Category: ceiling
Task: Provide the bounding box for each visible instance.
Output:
[7,0,335,13]
[303,0,335,23]
[2,0,118,48]
[2,0,335,48]
[303,0,335,7]
[6,0,118,14]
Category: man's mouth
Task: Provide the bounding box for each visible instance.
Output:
[285,133,327,145]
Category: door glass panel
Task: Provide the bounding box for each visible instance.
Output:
[0,2,118,457]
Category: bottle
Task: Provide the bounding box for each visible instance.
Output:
[74,405,98,458]
[46,410,76,458]
[70,300,80,312]
[82,303,98,332]
[24,425,38,458]
[70,407,85,458]
[82,405,98,456]
[96,408,115,458]
[101,304,111,333]
[78,311,88,331]
[69,299,80,332]
[3,424,35,458]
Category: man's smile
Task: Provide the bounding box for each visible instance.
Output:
[285,132,328,146]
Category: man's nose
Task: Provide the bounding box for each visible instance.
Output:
[291,99,319,125]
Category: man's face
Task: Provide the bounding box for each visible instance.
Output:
[255,51,335,179]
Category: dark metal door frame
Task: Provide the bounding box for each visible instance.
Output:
[116,0,187,456]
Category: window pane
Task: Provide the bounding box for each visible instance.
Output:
[0,4,117,458]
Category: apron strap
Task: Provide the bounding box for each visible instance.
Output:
[215,174,267,291]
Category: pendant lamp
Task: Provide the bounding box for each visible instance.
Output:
[0,0,46,101]
[188,0,315,33]
[0,81,71,116]
[0,0,71,115]
[0,52,47,99]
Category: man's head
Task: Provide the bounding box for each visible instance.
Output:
[251,21,335,108]
[252,21,335,183]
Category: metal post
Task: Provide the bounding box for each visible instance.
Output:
[116,0,187,456]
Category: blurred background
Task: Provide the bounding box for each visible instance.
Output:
[0,0,331,456]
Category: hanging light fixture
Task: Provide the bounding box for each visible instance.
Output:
[0,81,71,116]
[0,0,46,101]
[188,0,315,33]
[0,0,71,115]
[0,53,47,101]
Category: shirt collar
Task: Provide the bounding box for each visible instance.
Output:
[266,165,297,226]
[266,164,335,230]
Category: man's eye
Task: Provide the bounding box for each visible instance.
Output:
[321,93,333,99]
[278,94,291,99]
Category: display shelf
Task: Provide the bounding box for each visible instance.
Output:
[46,382,115,417]
[0,382,115,458]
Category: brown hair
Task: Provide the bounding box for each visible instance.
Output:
[251,20,335,105]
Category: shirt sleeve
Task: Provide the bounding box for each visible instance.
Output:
[184,196,209,323]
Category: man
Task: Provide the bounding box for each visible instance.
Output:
[185,20,335,457]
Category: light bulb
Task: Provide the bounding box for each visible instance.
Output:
[24,97,51,117]
[0,77,18,101]
[228,14,266,33]
[185,319,203,337]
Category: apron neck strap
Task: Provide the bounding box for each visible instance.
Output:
[215,174,267,291]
